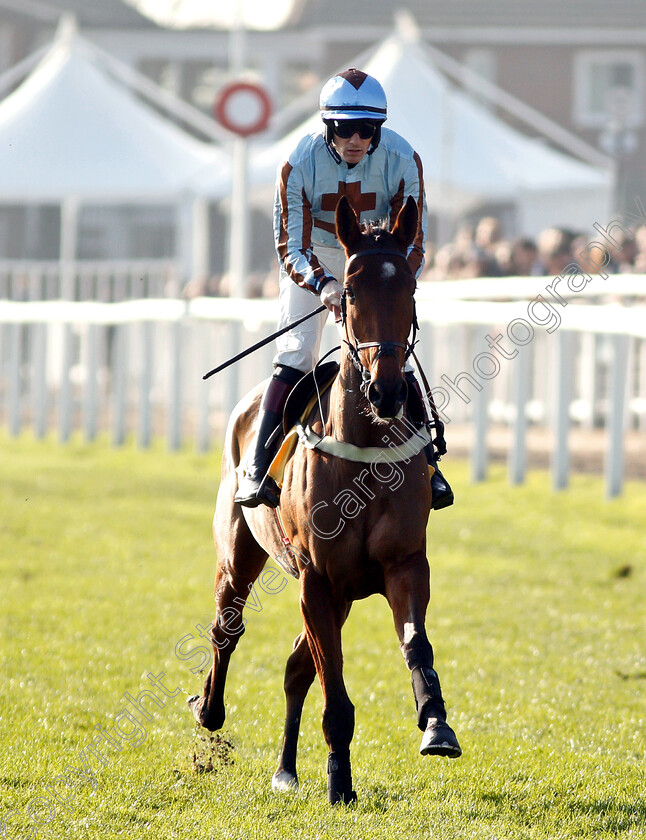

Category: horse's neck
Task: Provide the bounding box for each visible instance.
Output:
[325,360,385,447]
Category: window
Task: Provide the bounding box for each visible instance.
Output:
[574,50,644,128]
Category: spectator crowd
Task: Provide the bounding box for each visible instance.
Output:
[422,216,646,281]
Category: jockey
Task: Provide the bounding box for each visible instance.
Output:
[235,68,453,510]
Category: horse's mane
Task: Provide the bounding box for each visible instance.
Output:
[359,219,400,249]
[362,218,391,236]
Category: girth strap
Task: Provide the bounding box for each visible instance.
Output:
[296,423,430,464]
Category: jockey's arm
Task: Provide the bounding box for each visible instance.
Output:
[389,151,428,279]
[274,162,336,296]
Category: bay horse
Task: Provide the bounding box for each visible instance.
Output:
[189,195,461,804]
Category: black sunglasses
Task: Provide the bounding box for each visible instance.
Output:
[332,119,378,140]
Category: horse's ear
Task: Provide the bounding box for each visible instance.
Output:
[391,195,419,252]
[335,195,362,254]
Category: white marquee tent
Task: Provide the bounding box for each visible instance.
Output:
[229,30,614,239]
[0,17,229,284]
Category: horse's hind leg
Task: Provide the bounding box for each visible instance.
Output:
[271,630,317,793]
[383,551,461,758]
[188,503,267,732]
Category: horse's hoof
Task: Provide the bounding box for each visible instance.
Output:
[419,717,462,758]
[187,694,225,731]
[271,769,299,793]
[329,789,357,806]
[187,694,201,717]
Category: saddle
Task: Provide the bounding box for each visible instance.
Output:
[268,361,339,488]
[282,361,339,435]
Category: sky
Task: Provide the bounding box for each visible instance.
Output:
[130,0,296,30]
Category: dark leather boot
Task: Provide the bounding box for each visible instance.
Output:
[426,447,454,510]
[405,371,454,511]
[234,365,302,508]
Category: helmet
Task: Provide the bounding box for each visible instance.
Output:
[320,69,387,157]
[319,69,387,122]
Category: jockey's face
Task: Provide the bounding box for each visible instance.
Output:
[332,129,372,164]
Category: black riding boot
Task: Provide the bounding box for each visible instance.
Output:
[234,365,302,509]
[405,371,454,511]
[426,450,454,511]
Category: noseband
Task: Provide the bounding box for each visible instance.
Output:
[341,248,419,387]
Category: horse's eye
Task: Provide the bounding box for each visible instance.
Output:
[345,287,355,303]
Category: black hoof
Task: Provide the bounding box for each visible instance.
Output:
[271,769,299,793]
[332,789,357,805]
[419,717,462,758]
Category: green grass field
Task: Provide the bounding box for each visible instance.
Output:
[1,433,644,839]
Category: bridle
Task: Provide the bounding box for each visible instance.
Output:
[341,248,419,389]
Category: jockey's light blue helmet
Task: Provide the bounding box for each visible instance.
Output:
[319,68,388,122]
[320,69,387,157]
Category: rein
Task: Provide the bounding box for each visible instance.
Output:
[341,247,419,387]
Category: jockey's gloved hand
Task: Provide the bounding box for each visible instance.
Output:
[319,277,343,322]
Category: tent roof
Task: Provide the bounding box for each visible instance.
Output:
[370,36,611,206]
[241,31,612,229]
[292,0,646,30]
[0,22,226,202]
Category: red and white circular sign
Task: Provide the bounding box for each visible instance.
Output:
[214,81,272,137]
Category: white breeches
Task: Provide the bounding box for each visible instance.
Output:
[272,243,414,373]
[273,244,345,371]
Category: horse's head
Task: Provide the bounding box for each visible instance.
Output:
[335,194,418,421]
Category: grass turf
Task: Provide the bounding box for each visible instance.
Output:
[1,432,644,839]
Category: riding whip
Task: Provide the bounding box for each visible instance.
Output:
[203,304,327,380]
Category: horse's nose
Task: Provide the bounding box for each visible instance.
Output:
[367,380,383,410]
[367,376,408,418]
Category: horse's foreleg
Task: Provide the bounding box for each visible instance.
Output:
[300,569,356,805]
[271,630,317,793]
[384,552,461,758]
[188,514,267,732]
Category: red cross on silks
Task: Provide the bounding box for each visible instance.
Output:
[315,181,377,234]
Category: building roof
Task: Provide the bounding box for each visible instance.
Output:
[9,0,637,35]
[0,0,155,28]
[292,0,646,30]
[7,0,639,36]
